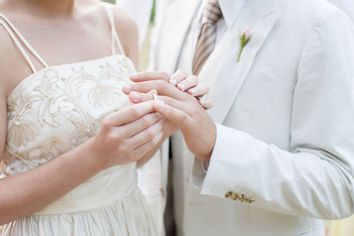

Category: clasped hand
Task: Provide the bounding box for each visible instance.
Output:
[123,70,217,161]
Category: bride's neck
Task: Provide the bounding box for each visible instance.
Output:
[5,0,77,17]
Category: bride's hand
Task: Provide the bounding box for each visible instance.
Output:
[90,101,163,169]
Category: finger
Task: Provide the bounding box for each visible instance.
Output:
[130,71,170,83]
[176,75,198,92]
[160,96,187,111]
[124,80,188,101]
[199,99,214,110]
[148,89,158,95]
[131,131,164,159]
[126,120,164,149]
[117,112,161,137]
[187,84,209,97]
[103,101,155,128]
[129,90,156,104]
[153,102,192,129]
[129,92,187,111]
[170,69,187,86]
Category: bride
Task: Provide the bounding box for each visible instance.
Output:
[0,0,208,235]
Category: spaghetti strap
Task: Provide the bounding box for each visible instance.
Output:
[0,18,37,73]
[104,5,125,55]
[0,13,49,71]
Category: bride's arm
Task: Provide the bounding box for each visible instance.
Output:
[0,112,102,225]
[0,73,163,225]
[0,62,101,224]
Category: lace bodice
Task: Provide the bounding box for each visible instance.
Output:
[3,55,135,175]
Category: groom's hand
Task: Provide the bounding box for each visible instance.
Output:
[123,76,216,161]
[155,98,216,161]
[129,71,213,109]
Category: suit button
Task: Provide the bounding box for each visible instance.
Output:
[239,194,243,200]
[232,192,238,200]
[225,191,233,198]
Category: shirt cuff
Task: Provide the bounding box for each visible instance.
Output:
[201,160,210,173]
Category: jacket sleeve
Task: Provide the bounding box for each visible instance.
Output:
[195,8,354,219]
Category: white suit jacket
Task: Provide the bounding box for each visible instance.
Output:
[329,0,354,21]
[153,0,354,235]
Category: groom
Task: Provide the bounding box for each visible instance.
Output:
[126,0,354,235]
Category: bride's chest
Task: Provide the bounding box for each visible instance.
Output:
[5,56,134,165]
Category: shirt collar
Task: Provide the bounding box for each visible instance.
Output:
[199,0,247,28]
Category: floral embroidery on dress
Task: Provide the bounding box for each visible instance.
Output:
[4,55,135,175]
[7,121,38,148]
[7,96,39,148]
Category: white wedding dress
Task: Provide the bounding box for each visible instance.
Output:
[0,5,157,236]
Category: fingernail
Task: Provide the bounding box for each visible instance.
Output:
[122,84,132,93]
[170,79,177,86]
[130,91,141,101]
[178,84,185,91]
[189,88,196,95]
[130,72,141,77]
[129,75,137,81]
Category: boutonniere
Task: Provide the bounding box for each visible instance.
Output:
[237,28,252,63]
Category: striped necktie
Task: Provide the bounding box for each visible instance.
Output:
[192,0,223,75]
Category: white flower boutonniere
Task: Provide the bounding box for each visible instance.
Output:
[237,28,252,63]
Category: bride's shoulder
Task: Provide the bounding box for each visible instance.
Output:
[104,3,139,43]
[85,2,139,43]
[82,1,139,62]
[98,2,139,62]
[0,23,20,94]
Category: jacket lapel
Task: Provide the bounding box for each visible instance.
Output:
[157,0,201,73]
[200,0,282,123]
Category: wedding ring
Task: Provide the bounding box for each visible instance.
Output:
[197,95,207,100]
[152,94,158,101]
